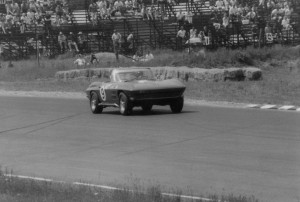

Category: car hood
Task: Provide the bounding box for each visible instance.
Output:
[124,79,185,91]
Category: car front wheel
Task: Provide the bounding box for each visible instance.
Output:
[170,97,184,113]
[119,92,131,115]
[90,92,103,114]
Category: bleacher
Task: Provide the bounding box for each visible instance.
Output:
[0,0,299,59]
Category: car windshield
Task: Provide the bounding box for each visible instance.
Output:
[115,69,155,82]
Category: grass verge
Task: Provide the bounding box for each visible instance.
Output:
[0,170,258,202]
[0,45,300,105]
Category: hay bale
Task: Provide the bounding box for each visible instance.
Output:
[224,68,245,81]
[243,67,262,80]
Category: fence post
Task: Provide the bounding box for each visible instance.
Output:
[35,23,40,68]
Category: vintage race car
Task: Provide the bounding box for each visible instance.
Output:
[86,68,186,115]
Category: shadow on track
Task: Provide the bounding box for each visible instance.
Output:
[99,109,196,116]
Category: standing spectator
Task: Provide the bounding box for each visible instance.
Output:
[112,29,122,61]
[114,0,124,13]
[44,13,52,34]
[12,1,20,16]
[229,4,238,20]
[36,1,44,14]
[141,4,147,19]
[6,0,14,15]
[0,13,6,34]
[127,31,134,54]
[273,14,282,37]
[222,12,229,28]
[176,26,186,50]
[284,5,292,18]
[28,0,37,13]
[185,10,193,25]
[257,15,266,47]
[245,6,256,23]
[55,4,64,25]
[20,13,27,33]
[77,31,87,54]
[21,0,29,13]
[89,1,98,25]
[58,31,67,53]
[281,16,291,30]
[176,9,185,27]
[67,32,79,52]
[203,26,211,45]
[271,6,280,20]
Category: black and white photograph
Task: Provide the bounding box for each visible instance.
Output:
[0,0,299,201]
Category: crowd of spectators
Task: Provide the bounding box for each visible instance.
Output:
[87,0,175,24]
[176,0,298,48]
[0,0,72,34]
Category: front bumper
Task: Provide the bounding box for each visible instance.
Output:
[127,89,185,106]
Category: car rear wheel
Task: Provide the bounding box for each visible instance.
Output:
[90,92,103,114]
[119,92,131,115]
[142,104,152,113]
[170,97,184,113]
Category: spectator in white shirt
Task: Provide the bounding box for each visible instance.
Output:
[284,5,292,18]
[176,26,186,49]
[222,12,229,28]
[74,55,86,67]
[185,10,193,24]
[145,50,154,61]
[281,16,291,30]
[190,27,197,38]
[215,0,224,10]
[176,9,185,26]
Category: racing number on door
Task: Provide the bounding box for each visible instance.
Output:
[100,87,106,101]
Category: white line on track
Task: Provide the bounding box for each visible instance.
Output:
[278,105,297,110]
[4,174,215,201]
[260,105,277,109]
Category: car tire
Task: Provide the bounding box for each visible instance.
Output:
[142,104,152,113]
[170,97,184,113]
[90,92,103,114]
[119,92,131,115]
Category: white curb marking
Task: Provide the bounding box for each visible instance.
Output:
[260,105,277,109]
[73,182,121,191]
[247,104,260,108]
[4,174,215,201]
[278,106,296,110]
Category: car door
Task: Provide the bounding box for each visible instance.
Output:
[99,83,118,104]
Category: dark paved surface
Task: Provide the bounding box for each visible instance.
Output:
[0,96,299,202]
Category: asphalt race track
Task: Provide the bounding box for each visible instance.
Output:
[0,96,299,202]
